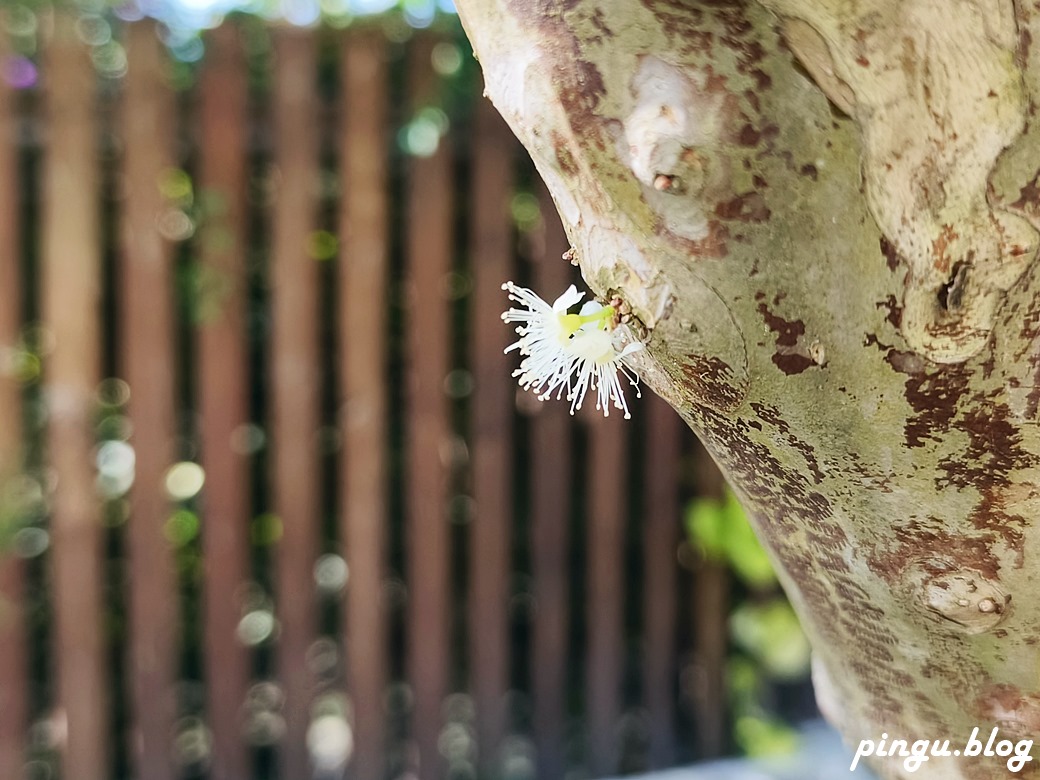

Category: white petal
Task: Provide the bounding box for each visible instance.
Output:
[568,328,614,364]
[577,300,603,317]
[552,284,584,313]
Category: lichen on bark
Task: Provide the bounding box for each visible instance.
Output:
[457,1,1040,778]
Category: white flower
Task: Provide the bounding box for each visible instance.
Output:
[501,281,643,418]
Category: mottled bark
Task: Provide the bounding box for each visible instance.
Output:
[455,1,1040,778]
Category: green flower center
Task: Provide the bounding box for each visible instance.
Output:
[557,306,613,339]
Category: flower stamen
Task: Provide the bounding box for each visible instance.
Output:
[501,281,643,419]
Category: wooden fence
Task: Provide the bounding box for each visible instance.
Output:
[0,13,731,780]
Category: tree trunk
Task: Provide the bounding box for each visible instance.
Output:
[454,2,1040,778]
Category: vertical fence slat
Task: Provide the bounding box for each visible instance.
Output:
[468,92,513,773]
[41,15,108,780]
[269,27,321,780]
[120,23,179,780]
[586,413,626,776]
[642,395,681,768]
[0,22,27,780]
[406,36,453,780]
[339,30,390,780]
[197,24,252,780]
[692,443,729,758]
[530,185,572,780]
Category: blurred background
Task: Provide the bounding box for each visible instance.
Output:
[0,1,822,778]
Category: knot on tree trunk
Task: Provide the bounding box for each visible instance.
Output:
[776,0,1040,364]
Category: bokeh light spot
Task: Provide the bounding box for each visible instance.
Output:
[237,609,276,645]
[164,510,200,547]
[164,462,205,501]
[431,42,462,76]
[230,423,265,455]
[308,711,353,772]
[173,717,212,767]
[156,209,196,241]
[2,56,37,89]
[96,377,131,406]
[13,527,49,559]
[510,192,542,232]
[96,441,136,499]
[306,230,339,261]
[314,554,348,593]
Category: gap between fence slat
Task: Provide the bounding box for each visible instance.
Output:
[692,442,729,759]
[41,15,108,780]
[468,88,514,774]
[530,184,573,780]
[405,34,453,780]
[338,29,390,780]
[642,393,682,768]
[269,27,322,780]
[586,410,626,777]
[0,20,27,780]
[196,23,252,780]
[120,22,180,780]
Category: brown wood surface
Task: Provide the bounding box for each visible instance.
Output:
[120,22,180,780]
[41,15,108,780]
[339,29,391,780]
[468,90,514,774]
[642,393,682,768]
[585,409,626,777]
[269,27,321,780]
[196,23,252,780]
[405,35,453,780]
[0,21,27,780]
[529,185,573,780]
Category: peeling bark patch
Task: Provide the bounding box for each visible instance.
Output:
[679,353,746,411]
[935,400,1029,567]
[869,325,1031,568]
[637,0,714,57]
[690,407,907,727]
[866,334,972,448]
[756,299,817,375]
[977,685,1040,738]
[876,294,902,328]
[932,224,961,276]
[1011,169,1040,217]
[750,401,826,484]
[551,131,579,177]
[715,191,770,222]
[502,0,606,134]
[965,490,1026,569]
[737,123,761,146]
[936,404,1029,490]
[655,219,731,259]
[880,235,901,272]
[869,522,1003,585]
[581,7,613,43]
[900,366,971,448]
[557,59,607,130]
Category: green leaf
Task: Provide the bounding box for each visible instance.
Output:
[685,496,728,559]
[730,599,812,681]
[685,491,778,587]
[735,714,801,757]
